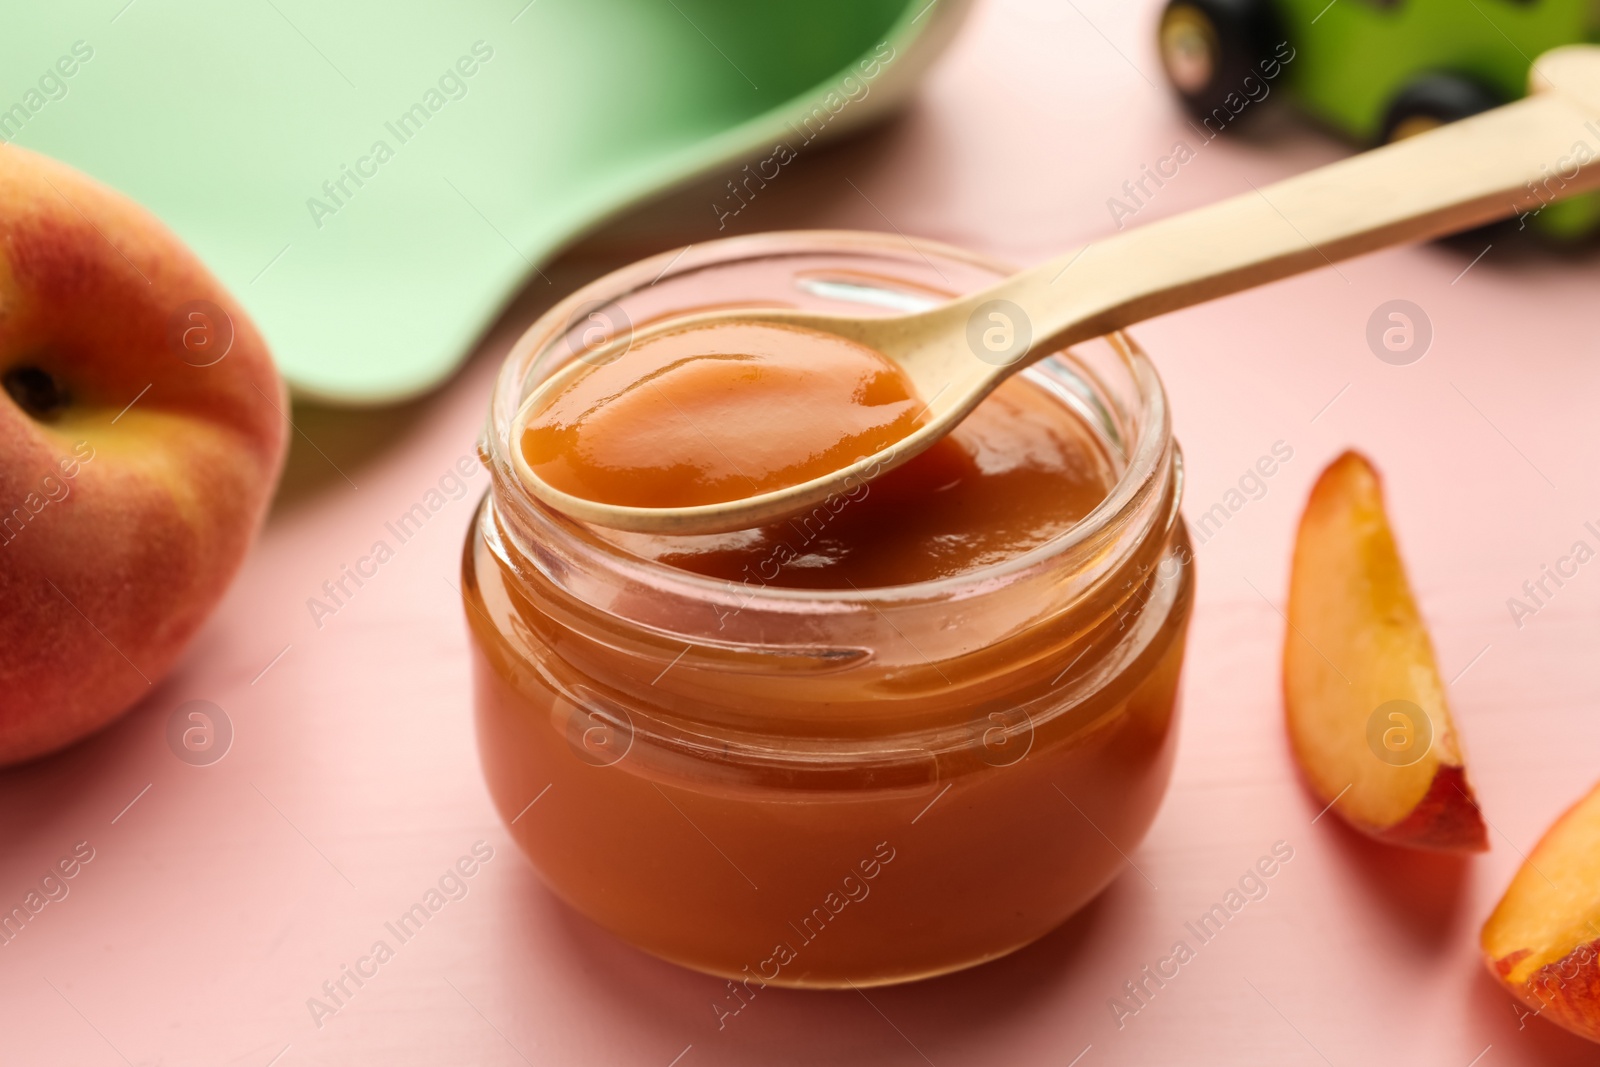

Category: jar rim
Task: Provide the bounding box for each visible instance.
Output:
[484,229,1172,613]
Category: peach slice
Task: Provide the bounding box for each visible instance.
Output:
[1283,451,1486,851]
[1482,779,1600,1042]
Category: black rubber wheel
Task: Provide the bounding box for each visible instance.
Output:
[1157,0,1283,124]
[1380,73,1502,145]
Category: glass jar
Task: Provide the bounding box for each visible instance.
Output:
[463,230,1193,988]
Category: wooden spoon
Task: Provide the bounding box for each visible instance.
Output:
[517,45,1600,535]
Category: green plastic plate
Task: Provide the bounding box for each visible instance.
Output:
[5,1,967,403]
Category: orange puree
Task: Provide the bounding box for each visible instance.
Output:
[469,239,1193,988]
[520,321,926,508]
[600,373,1117,588]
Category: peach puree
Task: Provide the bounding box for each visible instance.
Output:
[472,317,1189,985]
[520,321,925,509]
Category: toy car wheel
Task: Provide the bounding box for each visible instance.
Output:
[1380,74,1501,144]
[1157,0,1281,122]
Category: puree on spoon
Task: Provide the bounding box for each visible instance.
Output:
[520,320,927,509]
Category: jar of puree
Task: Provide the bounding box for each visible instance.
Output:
[462,230,1194,988]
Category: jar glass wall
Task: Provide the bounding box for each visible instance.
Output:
[463,231,1194,988]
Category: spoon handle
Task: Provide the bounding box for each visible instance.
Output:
[979,45,1600,359]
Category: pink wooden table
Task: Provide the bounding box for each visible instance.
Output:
[6,1,1600,1062]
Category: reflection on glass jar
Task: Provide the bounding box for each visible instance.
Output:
[462,231,1195,987]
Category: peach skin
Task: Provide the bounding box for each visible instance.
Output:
[0,144,287,765]
[1283,451,1487,851]
[1483,778,1600,1043]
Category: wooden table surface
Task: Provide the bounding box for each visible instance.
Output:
[6,0,1600,1063]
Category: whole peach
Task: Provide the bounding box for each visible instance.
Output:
[0,145,286,765]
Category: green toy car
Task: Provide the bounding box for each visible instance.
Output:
[1156,0,1600,238]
